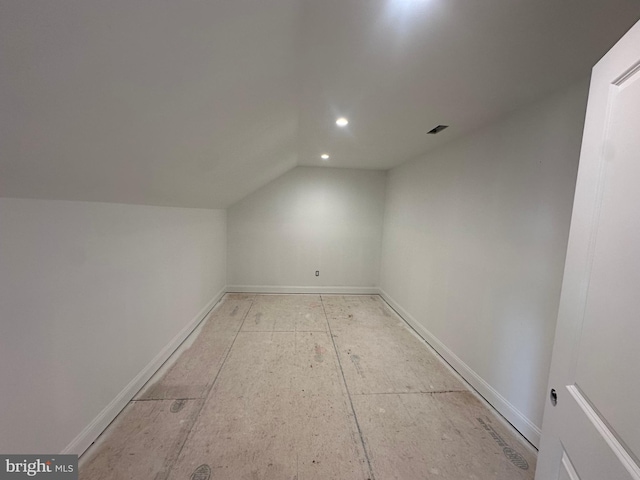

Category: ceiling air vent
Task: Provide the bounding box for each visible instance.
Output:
[427,125,449,135]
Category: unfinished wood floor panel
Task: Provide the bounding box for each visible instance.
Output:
[136,294,254,400]
[333,328,465,395]
[242,294,328,332]
[166,331,370,480]
[353,391,535,479]
[322,294,397,324]
[79,398,203,480]
[324,297,464,395]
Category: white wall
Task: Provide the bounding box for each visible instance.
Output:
[0,198,226,454]
[227,166,386,292]
[379,80,589,446]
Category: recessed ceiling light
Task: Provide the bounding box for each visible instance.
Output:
[321,154,330,160]
[336,117,349,127]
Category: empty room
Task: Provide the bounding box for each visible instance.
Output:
[2,1,640,479]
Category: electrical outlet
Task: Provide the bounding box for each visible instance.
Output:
[315,271,319,277]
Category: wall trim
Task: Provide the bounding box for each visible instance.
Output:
[227,284,379,295]
[378,288,542,448]
[64,286,227,456]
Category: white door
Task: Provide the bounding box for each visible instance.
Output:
[535,19,640,480]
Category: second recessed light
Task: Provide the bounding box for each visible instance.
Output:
[336,117,349,127]
[321,154,330,160]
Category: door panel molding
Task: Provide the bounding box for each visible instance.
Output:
[567,385,640,479]
[560,451,581,480]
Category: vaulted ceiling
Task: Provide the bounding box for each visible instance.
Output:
[1,0,639,208]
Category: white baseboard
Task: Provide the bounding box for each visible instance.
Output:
[379,288,541,448]
[227,284,379,295]
[63,286,227,456]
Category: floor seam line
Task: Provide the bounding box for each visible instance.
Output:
[352,390,467,396]
[239,330,328,333]
[158,295,256,480]
[321,294,376,480]
[131,397,203,402]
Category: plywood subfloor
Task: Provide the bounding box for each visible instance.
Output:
[242,294,327,332]
[80,294,536,480]
[322,295,467,395]
[136,294,254,400]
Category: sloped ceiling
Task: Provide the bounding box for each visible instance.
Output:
[1,0,639,208]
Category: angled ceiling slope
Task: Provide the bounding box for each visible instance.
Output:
[1,0,639,208]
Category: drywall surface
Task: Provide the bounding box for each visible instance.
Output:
[379,80,589,445]
[227,167,386,291]
[0,198,226,453]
